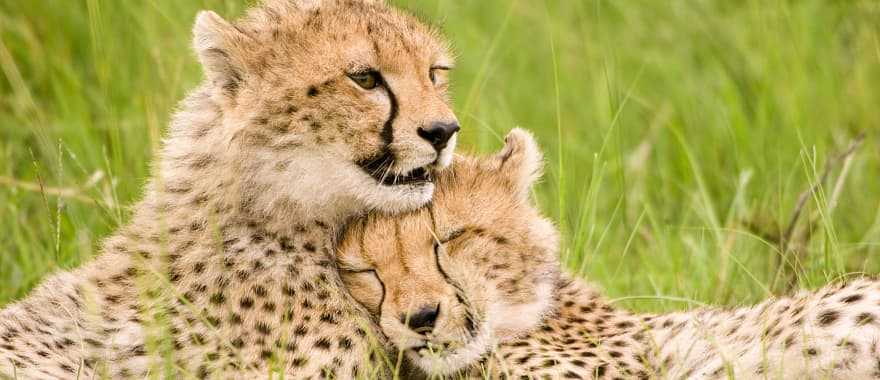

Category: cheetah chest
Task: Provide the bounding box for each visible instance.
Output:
[167,225,384,378]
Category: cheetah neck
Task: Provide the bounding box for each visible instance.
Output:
[128,88,361,243]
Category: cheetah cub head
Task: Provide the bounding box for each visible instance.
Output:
[183,0,458,217]
[337,129,560,376]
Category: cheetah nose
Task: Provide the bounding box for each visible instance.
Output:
[417,122,460,152]
[402,303,441,333]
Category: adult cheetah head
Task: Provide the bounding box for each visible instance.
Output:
[336,129,560,376]
[184,0,458,217]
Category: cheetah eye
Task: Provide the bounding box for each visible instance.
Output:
[339,267,384,315]
[348,70,381,90]
[429,66,451,86]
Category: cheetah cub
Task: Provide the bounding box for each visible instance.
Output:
[337,128,562,377]
[337,130,880,379]
[1,0,459,378]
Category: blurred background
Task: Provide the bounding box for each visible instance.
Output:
[1,0,878,311]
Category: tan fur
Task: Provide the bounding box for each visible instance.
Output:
[337,132,880,379]
[0,0,459,378]
[494,277,880,379]
[337,129,561,376]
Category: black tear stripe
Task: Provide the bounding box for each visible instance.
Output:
[357,265,387,321]
[376,271,387,320]
[358,218,386,320]
[380,79,397,146]
[354,78,399,179]
[432,237,479,337]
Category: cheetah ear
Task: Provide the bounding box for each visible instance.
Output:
[193,11,251,92]
[264,0,325,11]
[494,128,544,202]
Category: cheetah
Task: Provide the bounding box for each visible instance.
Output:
[336,130,880,379]
[0,0,459,378]
[336,128,563,377]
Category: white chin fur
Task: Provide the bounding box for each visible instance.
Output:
[407,323,493,376]
[361,181,435,214]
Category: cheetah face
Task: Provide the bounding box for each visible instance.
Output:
[337,130,561,376]
[191,0,458,215]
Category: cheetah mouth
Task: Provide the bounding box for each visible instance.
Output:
[356,152,433,186]
[380,166,432,186]
[402,333,492,376]
[410,341,461,357]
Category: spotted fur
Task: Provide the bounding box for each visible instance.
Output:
[486,277,880,380]
[643,278,880,379]
[337,132,880,379]
[0,0,459,378]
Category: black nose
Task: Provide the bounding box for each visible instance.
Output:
[402,304,440,333]
[417,122,460,152]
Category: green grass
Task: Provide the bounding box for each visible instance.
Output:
[1,0,879,315]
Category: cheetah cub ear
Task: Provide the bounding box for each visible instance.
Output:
[192,11,253,91]
[263,0,382,13]
[494,128,544,202]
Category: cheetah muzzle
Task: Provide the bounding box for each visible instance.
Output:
[357,153,434,187]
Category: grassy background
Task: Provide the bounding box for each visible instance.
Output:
[1,0,879,313]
